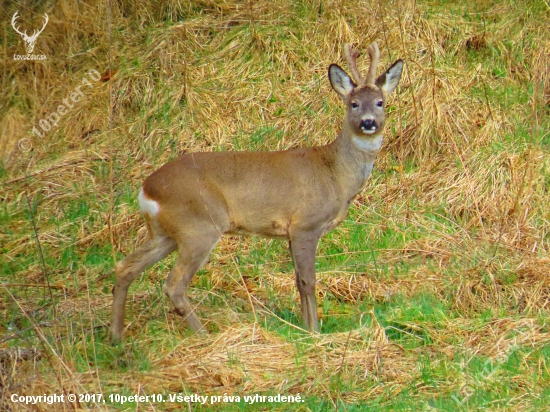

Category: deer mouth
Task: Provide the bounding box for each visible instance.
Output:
[359,118,378,134]
[360,126,377,134]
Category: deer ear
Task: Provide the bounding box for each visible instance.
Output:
[329,64,356,100]
[376,59,403,97]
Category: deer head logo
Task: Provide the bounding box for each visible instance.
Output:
[11,11,49,54]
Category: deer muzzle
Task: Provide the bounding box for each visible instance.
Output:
[360,118,377,134]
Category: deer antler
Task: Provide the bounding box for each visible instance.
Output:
[344,42,380,87]
[11,12,48,40]
[344,43,365,86]
[33,13,49,39]
[365,42,380,86]
[11,11,27,37]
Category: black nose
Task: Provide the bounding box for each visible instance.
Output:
[360,119,376,130]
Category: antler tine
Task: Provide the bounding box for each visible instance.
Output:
[11,11,26,36]
[344,43,365,86]
[34,14,49,37]
[365,41,381,86]
[41,14,49,31]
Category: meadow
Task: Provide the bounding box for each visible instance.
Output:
[1,0,549,410]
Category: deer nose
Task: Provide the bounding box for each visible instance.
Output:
[360,118,377,132]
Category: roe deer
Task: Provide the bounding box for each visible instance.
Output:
[109,42,403,343]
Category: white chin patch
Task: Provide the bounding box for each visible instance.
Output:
[352,135,383,152]
[361,127,377,135]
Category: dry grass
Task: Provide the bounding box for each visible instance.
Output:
[1,0,549,410]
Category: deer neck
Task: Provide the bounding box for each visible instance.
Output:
[329,122,383,198]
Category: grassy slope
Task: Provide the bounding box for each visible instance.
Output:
[1,0,549,410]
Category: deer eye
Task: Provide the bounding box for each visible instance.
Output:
[376,100,383,107]
[351,101,359,109]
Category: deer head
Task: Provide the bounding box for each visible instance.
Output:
[11,11,49,54]
[329,42,403,138]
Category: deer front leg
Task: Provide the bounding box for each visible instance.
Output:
[289,233,321,333]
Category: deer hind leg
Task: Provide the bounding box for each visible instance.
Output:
[289,232,321,333]
[110,235,177,344]
[163,230,220,333]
